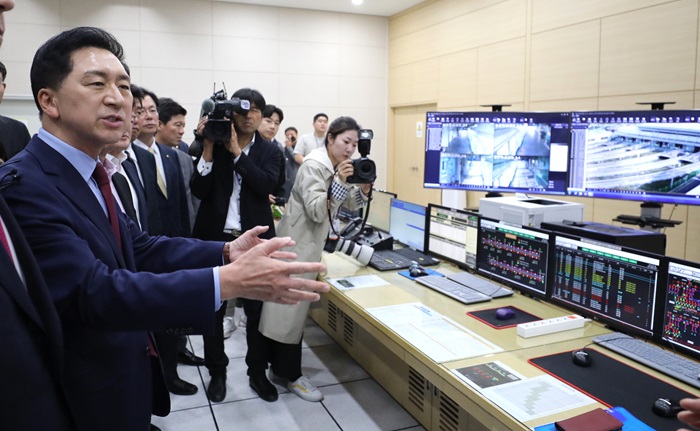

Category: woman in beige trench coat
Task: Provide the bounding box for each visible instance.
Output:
[260,116,371,402]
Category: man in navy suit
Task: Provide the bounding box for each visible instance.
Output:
[0,26,328,431]
[0,1,75,429]
[0,61,31,163]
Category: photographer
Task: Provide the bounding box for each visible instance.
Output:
[190,88,285,403]
[259,116,372,402]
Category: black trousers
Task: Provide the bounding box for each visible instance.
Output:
[242,298,303,380]
[203,231,238,377]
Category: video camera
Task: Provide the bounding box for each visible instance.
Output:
[200,86,251,143]
[346,129,376,184]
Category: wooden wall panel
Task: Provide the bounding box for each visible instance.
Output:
[530,21,600,102]
[477,38,527,106]
[599,0,697,96]
[438,50,479,109]
[531,0,671,34]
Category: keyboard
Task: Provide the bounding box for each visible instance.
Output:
[393,247,440,267]
[446,272,513,298]
[369,250,415,271]
[415,275,492,305]
[593,332,700,389]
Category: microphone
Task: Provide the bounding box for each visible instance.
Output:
[200,98,216,118]
[0,169,22,191]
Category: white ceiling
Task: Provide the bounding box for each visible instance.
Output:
[214,0,427,17]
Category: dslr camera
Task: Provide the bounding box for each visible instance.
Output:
[324,237,374,266]
[201,87,251,143]
[346,129,376,184]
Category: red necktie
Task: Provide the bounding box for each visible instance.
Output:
[92,163,122,251]
[0,218,13,263]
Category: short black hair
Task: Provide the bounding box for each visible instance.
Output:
[284,126,298,134]
[130,84,144,104]
[231,88,265,112]
[30,26,128,112]
[158,98,187,124]
[0,61,6,81]
[326,116,361,146]
[140,87,159,108]
[262,104,284,123]
[313,113,328,123]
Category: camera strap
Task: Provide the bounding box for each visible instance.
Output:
[326,173,372,241]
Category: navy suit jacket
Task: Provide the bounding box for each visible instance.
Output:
[0,137,224,431]
[131,144,162,234]
[0,195,75,430]
[191,132,283,241]
[155,142,190,237]
[0,115,31,161]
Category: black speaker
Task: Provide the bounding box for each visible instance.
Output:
[541,221,666,255]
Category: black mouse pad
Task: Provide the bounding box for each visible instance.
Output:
[529,348,696,430]
[467,306,540,329]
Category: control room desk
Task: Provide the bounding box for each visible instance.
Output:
[308,253,700,430]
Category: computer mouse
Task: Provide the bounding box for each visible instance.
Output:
[495,307,516,320]
[652,397,683,418]
[571,350,592,367]
[409,264,428,278]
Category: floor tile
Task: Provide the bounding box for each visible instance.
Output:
[212,392,341,431]
[322,379,419,431]
[302,343,371,386]
[170,362,210,411]
[302,317,336,348]
[151,405,217,430]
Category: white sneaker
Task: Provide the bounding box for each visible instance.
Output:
[222,316,236,339]
[288,376,323,402]
[237,313,247,328]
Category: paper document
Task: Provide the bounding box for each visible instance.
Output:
[452,362,597,423]
[367,302,502,362]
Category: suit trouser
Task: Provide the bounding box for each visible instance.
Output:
[242,298,303,380]
[155,332,187,382]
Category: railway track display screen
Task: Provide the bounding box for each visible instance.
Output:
[569,110,700,205]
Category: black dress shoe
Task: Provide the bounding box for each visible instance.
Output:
[150,425,161,431]
[207,375,227,402]
[249,373,278,402]
[178,348,205,366]
[167,377,198,396]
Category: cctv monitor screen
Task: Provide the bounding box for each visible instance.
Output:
[660,257,700,360]
[550,234,661,338]
[568,110,700,206]
[389,198,426,251]
[425,204,479,270]
[366,190,396,233]
[424,111,571,195]
[476,218,551,297]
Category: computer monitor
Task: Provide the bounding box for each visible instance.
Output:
[423,111,571,195]
[476,218,551,298]
[549,234,662,338]
[388,198,426,251]
[568,110,700,206]
[659,257,700,360]
[425,204,479,270]
[366,189,396,233]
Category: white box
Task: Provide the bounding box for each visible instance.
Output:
[479,196,583,227]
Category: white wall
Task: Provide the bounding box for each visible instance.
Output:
[0,0,390,188]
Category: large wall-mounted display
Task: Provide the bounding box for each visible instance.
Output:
[423,111,571,195]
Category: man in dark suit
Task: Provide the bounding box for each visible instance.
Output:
[0,26,327,431]
[133,88,190,238]
[0,2,75,428]
[0,183,75,431]
[191,88,285,403]
[0,61,31,162]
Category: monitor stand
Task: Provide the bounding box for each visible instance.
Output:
[613,202,682,232]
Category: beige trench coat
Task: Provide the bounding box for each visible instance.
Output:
[259,146,366,343]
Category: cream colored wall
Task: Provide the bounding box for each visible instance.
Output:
[389,0,700,260]
[0,0,390,188]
